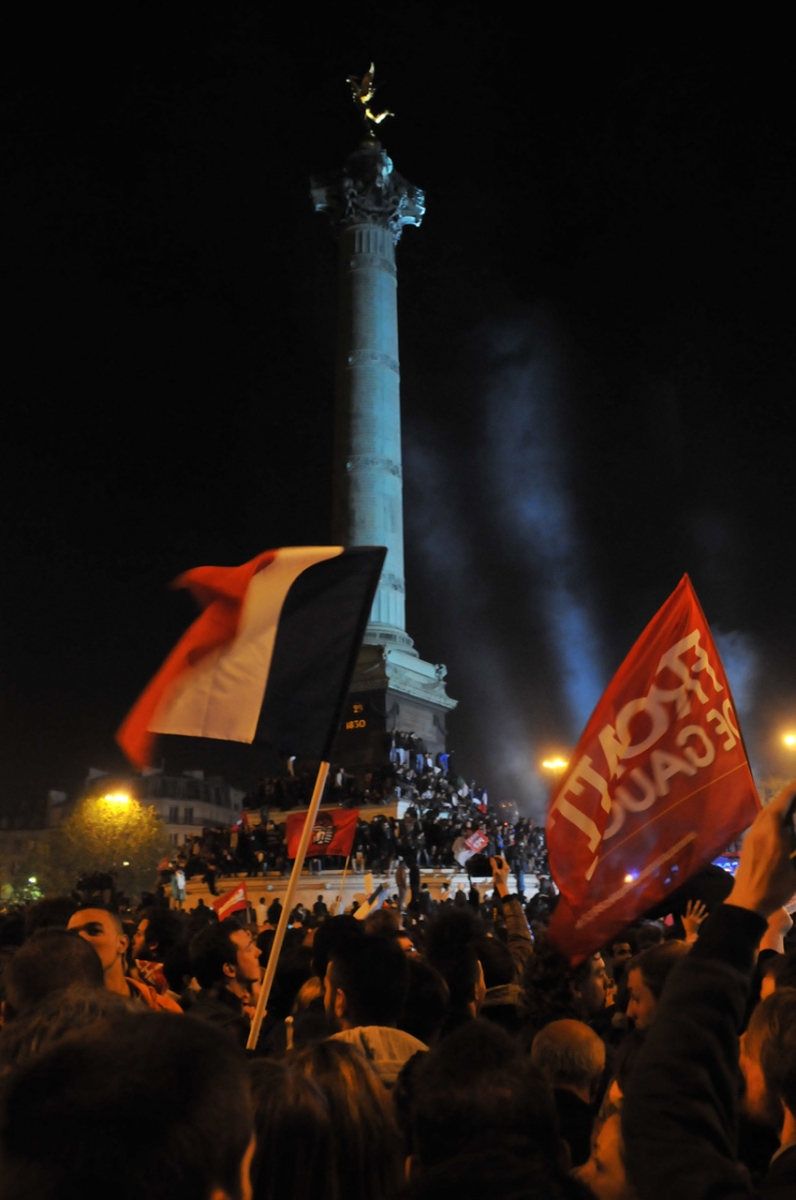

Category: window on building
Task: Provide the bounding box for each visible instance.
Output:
[168,806,179,824]
[183,807,194,825]
[169,832,179,846]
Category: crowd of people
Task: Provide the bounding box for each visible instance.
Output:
[163,744,552,901]
[0,781,795,1198]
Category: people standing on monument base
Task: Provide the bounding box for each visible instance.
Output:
[1,783,796,1198]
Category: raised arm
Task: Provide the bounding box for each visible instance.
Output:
[490,854,533,979]
[623,782,796,1200]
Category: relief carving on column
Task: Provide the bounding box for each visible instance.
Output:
[344,454,402,480]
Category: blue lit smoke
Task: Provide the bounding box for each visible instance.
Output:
[713,629,758,717]
[483,314,605,734]
[404,310,607,816]
[404,435,546,808]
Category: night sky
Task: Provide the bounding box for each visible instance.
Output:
[4,9,795,818]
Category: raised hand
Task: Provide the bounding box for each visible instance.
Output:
[729,781,796,919]
[682,898,708,942]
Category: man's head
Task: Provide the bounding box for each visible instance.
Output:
[570,953,609,1020]
[3,930,104,1020]
[67,907,127,975]
[760,948,796,1000]
[324,934,409,1030]
[609,932,637,973]
[131,907,184,962]
[190,919,261,992]
[741,986,796,1132]
[310,914,363,982]
[0,1012,254,1200]
[410,1020,560,1171]
[625,942,688,1031]
[23,897,78,940]
[531,1019,606,1105]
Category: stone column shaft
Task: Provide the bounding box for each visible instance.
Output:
[335,221,407,638]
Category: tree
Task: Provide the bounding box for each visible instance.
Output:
[42,795,168,900]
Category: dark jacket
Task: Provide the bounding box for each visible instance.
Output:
[623,903,796,1200]
[553,1087,594,1168]
[191,986,250,1049]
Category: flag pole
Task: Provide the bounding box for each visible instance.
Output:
[247,759,330,1050]
[336,853,352,912]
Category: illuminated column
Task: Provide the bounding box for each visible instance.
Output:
[312,139,455,767]
[312,140,422,645]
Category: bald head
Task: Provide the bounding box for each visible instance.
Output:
[531,1019,606,1103]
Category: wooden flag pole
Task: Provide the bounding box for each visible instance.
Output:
[335,853,352,912]
[247,760,330,1050]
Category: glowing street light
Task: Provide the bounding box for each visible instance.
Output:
[542,758,569,772]
[783,733,796,749]
[541,757,569,798]
[102,792,131,805]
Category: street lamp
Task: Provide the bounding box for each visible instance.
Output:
[783,733,796,749]
[102,792,131,805]
[541,757,569,795]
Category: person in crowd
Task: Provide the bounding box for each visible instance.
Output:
[22,897,77,939]
[192,896,216,926]
[761,946,796,999]
[399,956,450,1047]
[291,1039,404,1200]
[406,1019,589,1196]
[425,907,485,1035]
[624,941,689,1030]
[531,1018,606,1167]
[623,780,796,1199]
[129,905,185,994]
[189,917,262,1047]
[313,894,328,919]
[324,932,427,1085]
[249,1058,335,1200]
[575,1112,638,1200]
[524,940,609,1033]
[607,931,637,987]
[0,985,127,1072]
[66,906,181,1012]
[0,1012,254,1200]
[1,928,104,1022]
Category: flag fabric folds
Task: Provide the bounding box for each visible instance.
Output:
[285,807,359,859]
[117,546,386,768]
[212,883,248,921]
[546,574,759,962]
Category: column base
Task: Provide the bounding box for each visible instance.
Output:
[332,642,457,779]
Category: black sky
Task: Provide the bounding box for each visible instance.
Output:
[3,8,795,816]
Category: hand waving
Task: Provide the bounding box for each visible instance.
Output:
[682,899,708,942]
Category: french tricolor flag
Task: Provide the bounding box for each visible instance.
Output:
[117,545,385,768]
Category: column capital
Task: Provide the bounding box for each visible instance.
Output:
[311,142,425,243]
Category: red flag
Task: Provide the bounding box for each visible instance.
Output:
[212,883,248,921]
[546,575,759,962]
[465,830,489,853]
[286,808,359,858]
